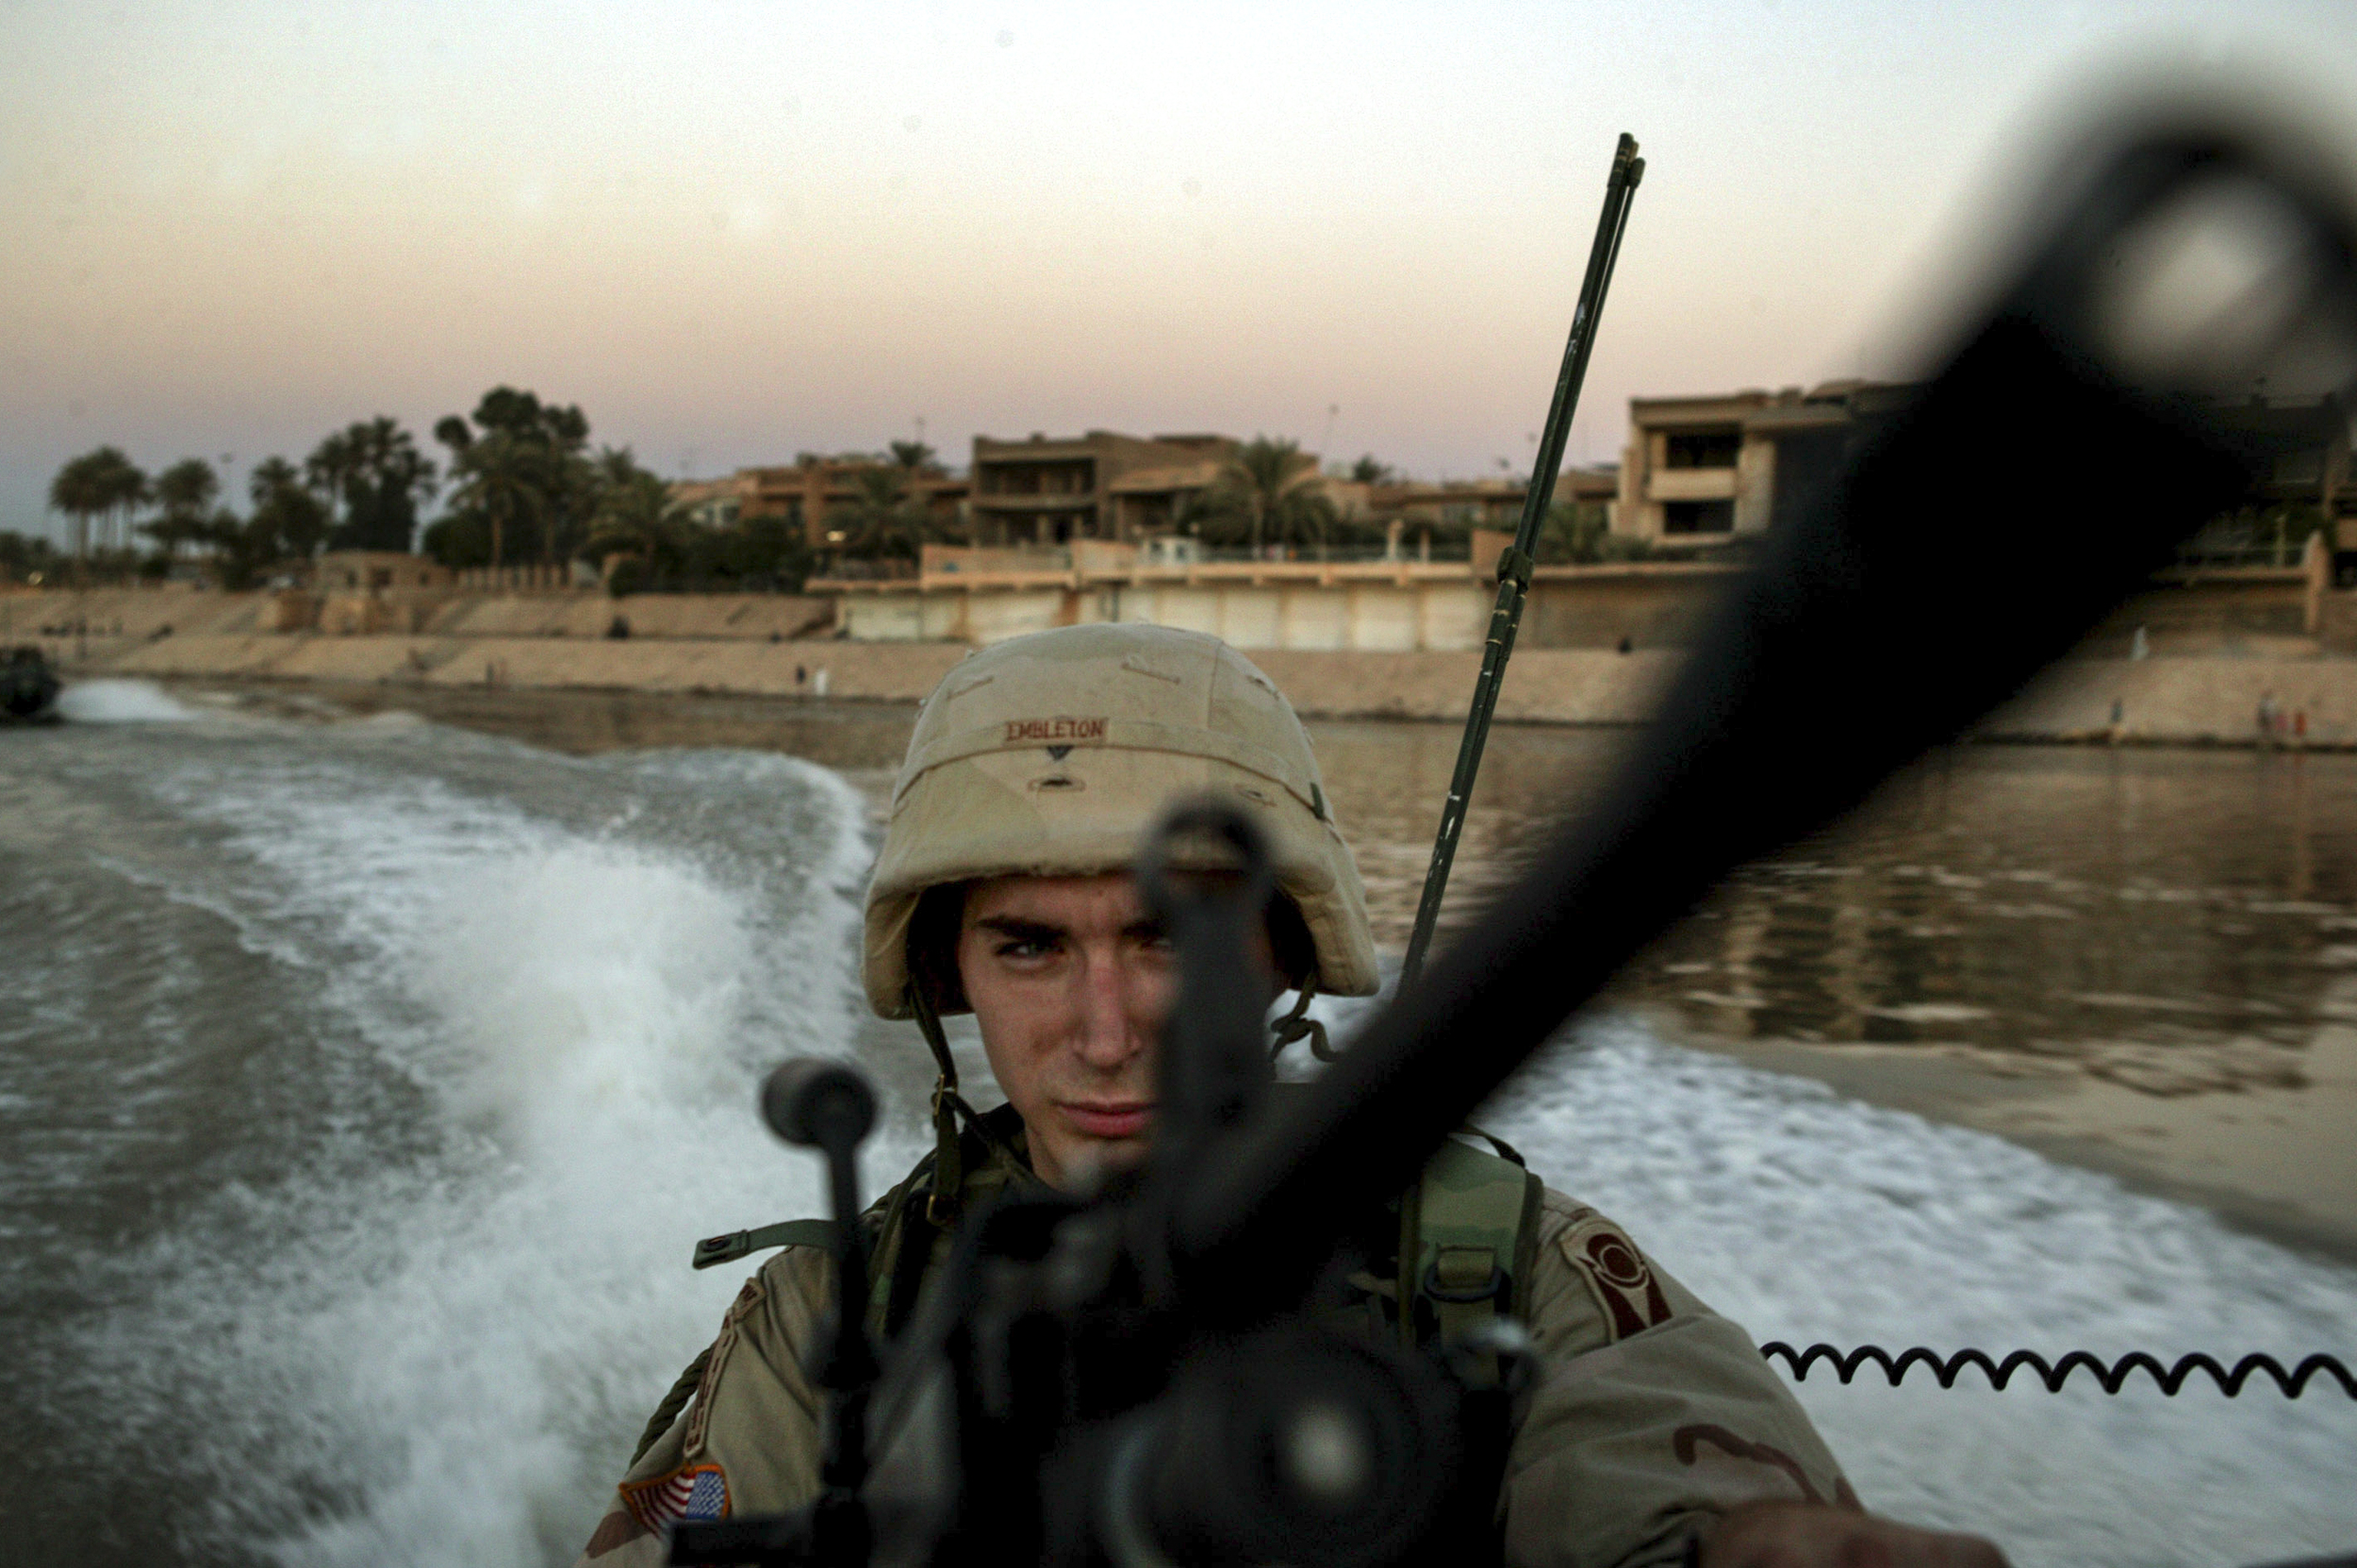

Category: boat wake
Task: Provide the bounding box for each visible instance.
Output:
[53,678,199,723]
[4,711,2352,1567]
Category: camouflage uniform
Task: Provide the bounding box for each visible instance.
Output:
[578,1119,1849,1568]
[576,624,1854,1566]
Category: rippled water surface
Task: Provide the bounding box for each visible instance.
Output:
[4,681,2353,1567]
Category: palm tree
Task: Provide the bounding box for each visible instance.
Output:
[308,419,437,553]
[583,448,680,558]
[432,390,589,567]
[145,458,221,561]
[305,429,359,540]
[248,455,301,509]
[250,456,330,564]
[445,428,544,571]
[346,417,437,552]
[530,404,593,566]
[153,457,218,516]
[101,453,150,555]
[47,450,114,561]
[830,467,934,565]
[1202,436,1337,556]
[577,448,689,590]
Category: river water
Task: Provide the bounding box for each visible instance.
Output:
[4,680,2355,1568]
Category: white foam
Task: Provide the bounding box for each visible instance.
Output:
[70,729,914,1566]
[1482,1019,2357,1568]
[54,678,198,723]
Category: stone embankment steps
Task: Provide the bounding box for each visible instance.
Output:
[1,586,260,642]
[421,593,834,640]
[1986,657,2357,746]
[11,586,2357,740]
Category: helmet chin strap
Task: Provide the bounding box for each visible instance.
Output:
[1267,976,1333,1063]
[908,983,974,1227]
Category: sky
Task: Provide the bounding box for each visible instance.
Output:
[5,0,2357,543]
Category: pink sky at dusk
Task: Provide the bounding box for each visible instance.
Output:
[5,0,2355,542]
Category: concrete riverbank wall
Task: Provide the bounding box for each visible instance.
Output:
[13,584,2357,743]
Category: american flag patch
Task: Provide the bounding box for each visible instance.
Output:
[620,1461,730,1533]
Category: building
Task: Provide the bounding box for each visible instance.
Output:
[1613,382,2353,557]
[1107,458,1228,539]
[668,473,758,532]
[969,431,1241,544]
[670,458,969,549]
[313,551,452,591]
[1612,381,1918,546]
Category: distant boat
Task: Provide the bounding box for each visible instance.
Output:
[1,646,60,723]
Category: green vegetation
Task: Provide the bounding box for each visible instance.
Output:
[425,388,592,569]
[1534,498,1654,565]
[419,387,817,591]
[36,419,435,587]
[1188,436,1346,555]
[585,448,813,596]
[820,442,962,570]
[311,417,438,554]
[0,530,69,586]
[24,408,1663,594]
[26,385,858,594]
[46,446,150,561]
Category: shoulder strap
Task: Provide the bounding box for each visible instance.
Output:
[1403,1132,1544,1386]
[690,1217,836,1271]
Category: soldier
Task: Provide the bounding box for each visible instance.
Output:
[580,623,2002,1568]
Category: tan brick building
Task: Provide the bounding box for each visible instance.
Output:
[671,457,968,548]
[1613,382,1916,545]
[969,431,1240,544]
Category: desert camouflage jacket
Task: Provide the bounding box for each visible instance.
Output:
[578,1128,1852,1568]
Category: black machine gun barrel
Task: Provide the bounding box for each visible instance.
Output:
[671,115,2357,1568]
[1174,117,2357,1312]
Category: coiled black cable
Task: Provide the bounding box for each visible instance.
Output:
[1758,1343,2357,1399]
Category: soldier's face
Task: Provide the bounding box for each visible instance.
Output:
[956,872,1277,1190]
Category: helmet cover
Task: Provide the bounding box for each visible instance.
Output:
[863,622,1380,1017]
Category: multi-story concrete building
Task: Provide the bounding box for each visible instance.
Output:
[968,431,1243,544]
[1106,456,1228,539]
[671,457,968,548]
[1612,381,1917,545]
[1614,382,2352,557]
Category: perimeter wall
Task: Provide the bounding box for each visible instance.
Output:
[11,582,2357,741]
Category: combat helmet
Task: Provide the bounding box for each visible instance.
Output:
[865,623,1379,1215]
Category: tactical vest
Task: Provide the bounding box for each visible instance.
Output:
[657,1106,1544,1465]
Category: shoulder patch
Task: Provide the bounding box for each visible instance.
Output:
[620,1461,730,1534]
[1559,1213,1674,1342]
